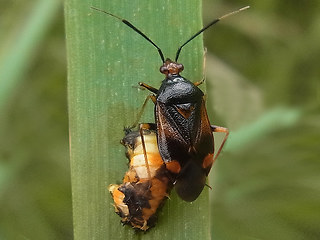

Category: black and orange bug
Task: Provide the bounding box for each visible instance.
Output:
[92,6,249,201]
[109,124,172,231]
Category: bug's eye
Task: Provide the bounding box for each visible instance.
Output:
[178,64,184,72]
[160,66,168,74]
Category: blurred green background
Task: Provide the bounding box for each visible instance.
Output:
[1,0,319,239]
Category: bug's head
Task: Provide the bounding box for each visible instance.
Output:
[160,58,184,77]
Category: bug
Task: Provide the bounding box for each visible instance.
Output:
[109,124,172,231]
[92,6,249,201]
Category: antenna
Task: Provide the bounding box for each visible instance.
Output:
[175,6,250,61]
[91,7,165,63]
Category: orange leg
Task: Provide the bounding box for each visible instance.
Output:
[211,125,229,162]
[194,78,205,87]
[139,82,158,94]
[139,123,153,183]
[129,95,156,129]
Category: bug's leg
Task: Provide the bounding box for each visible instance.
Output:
[194,78,205,87]
[129,95,156,129]
[211,125,229,162]
[139,82,158,94]
[194,47,207,87]
[139,123,152,186]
